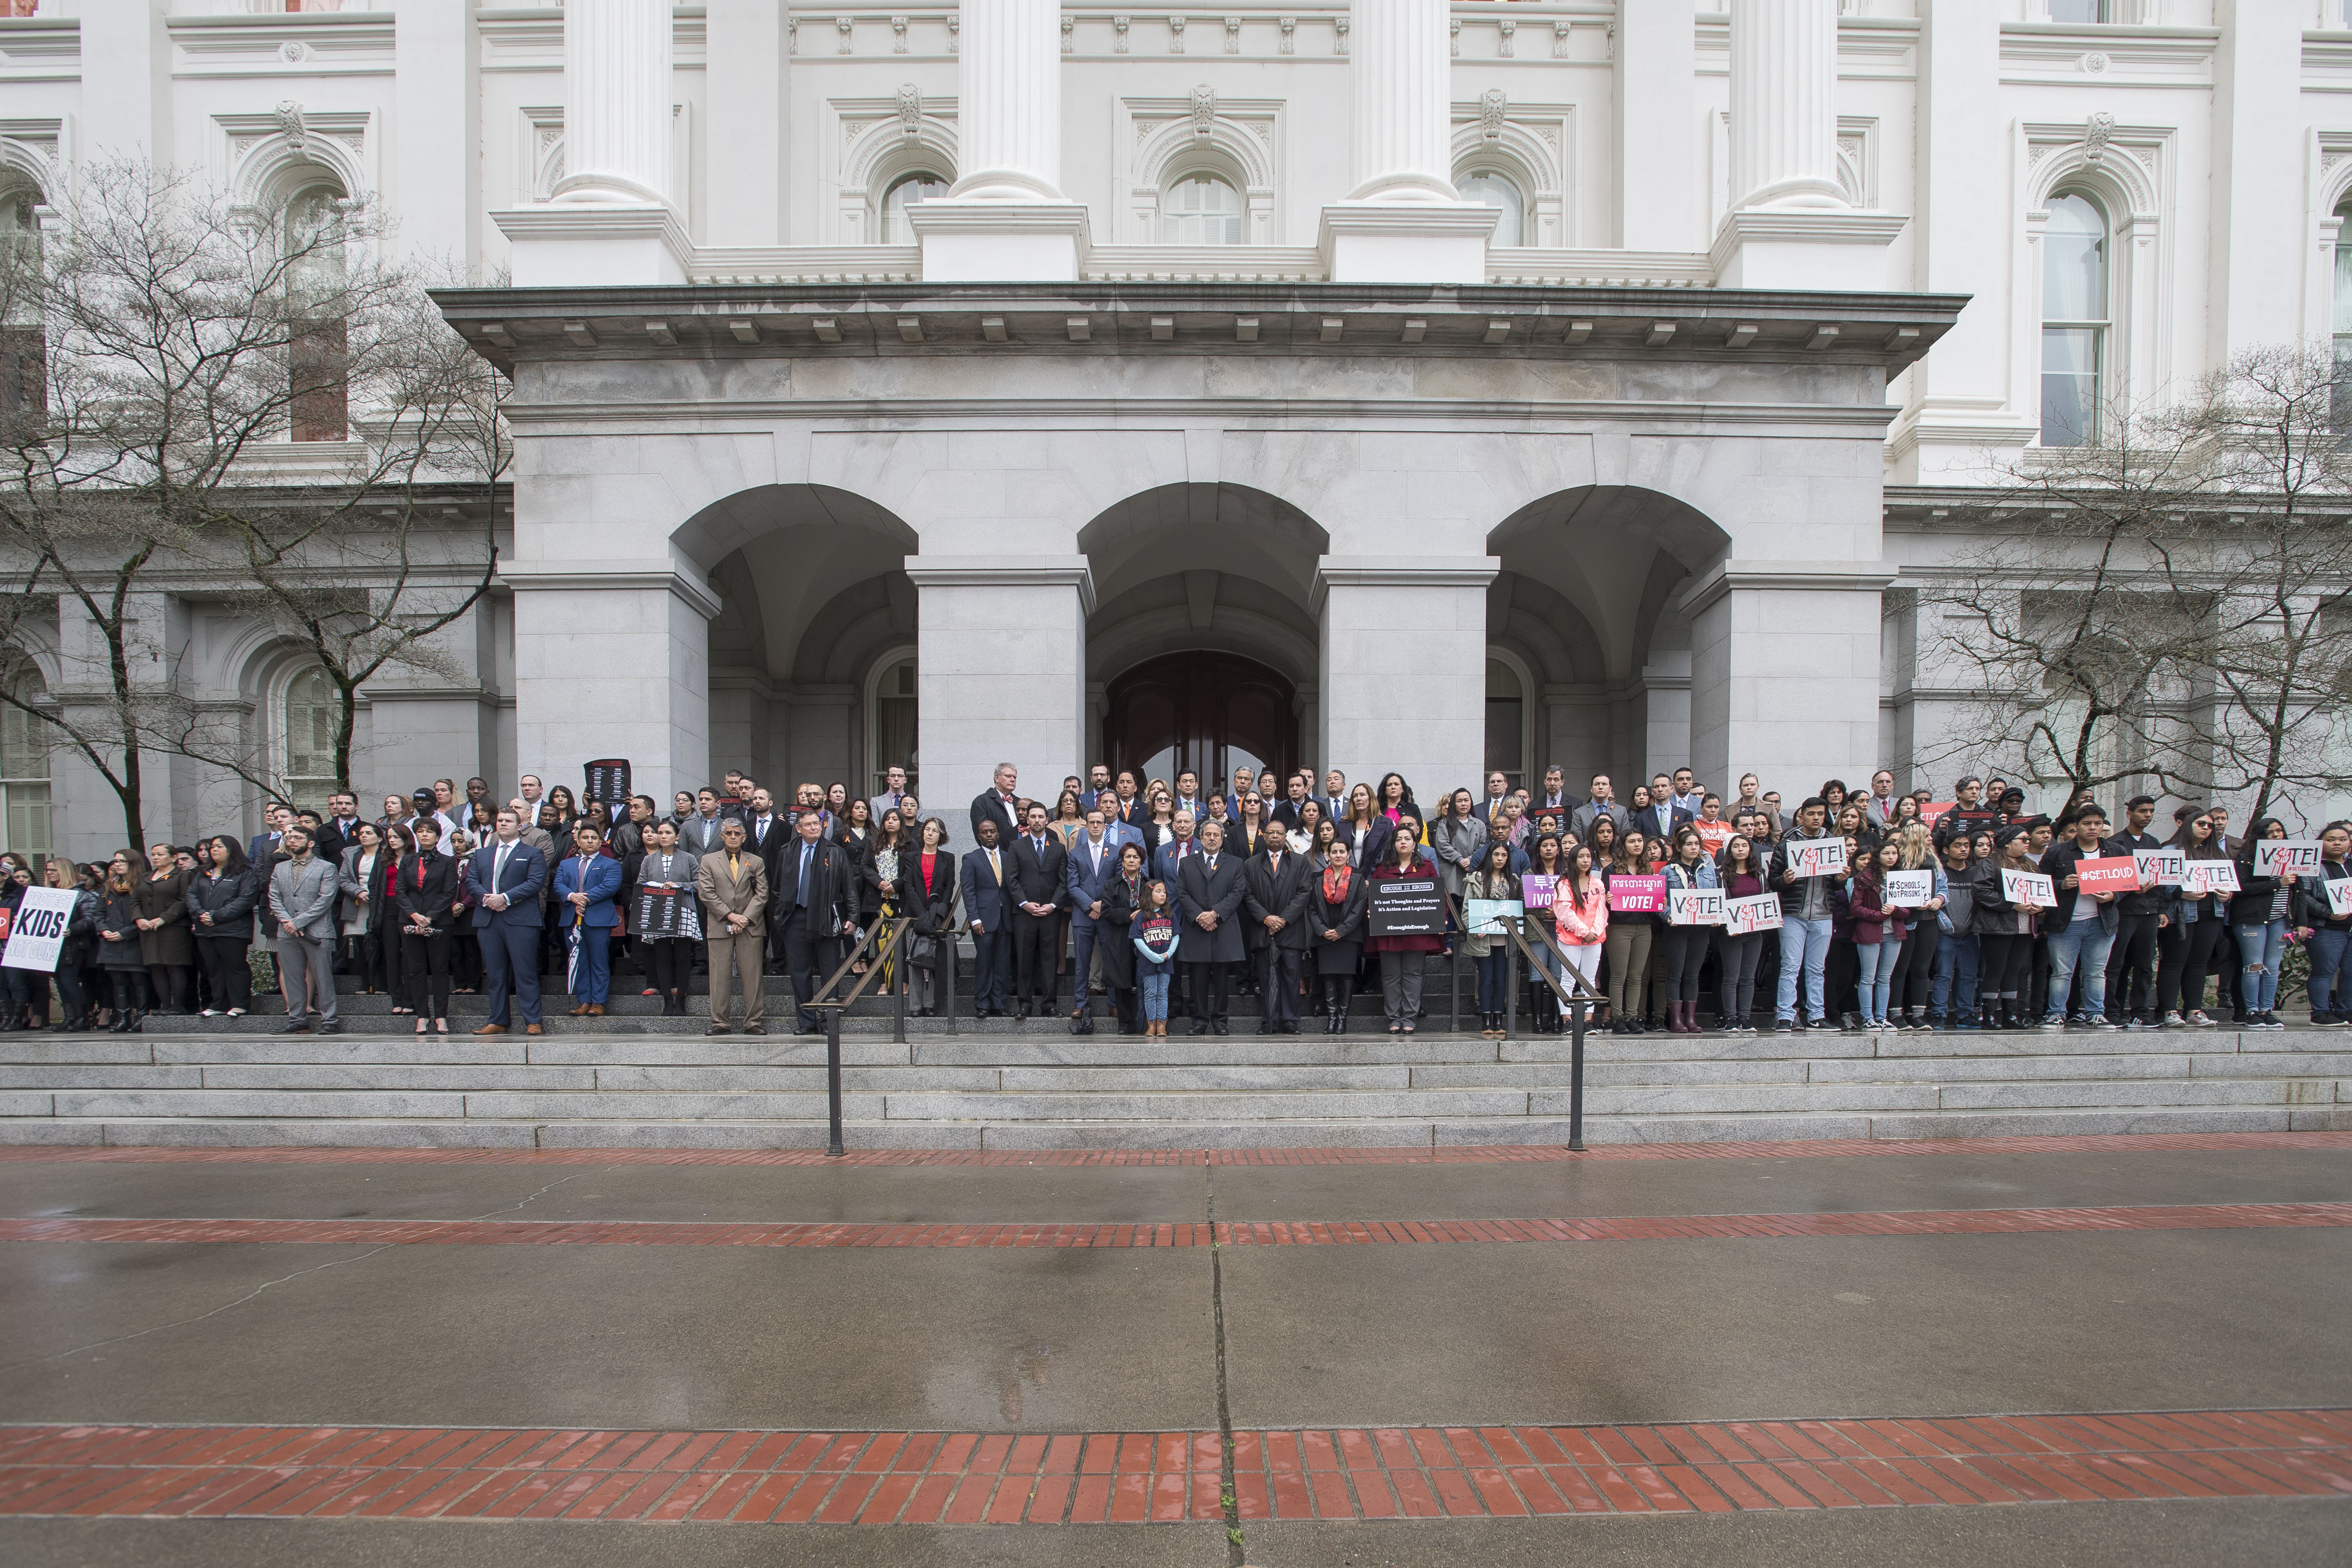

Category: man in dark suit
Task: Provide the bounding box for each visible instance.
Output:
[1077,764,1115,817]
[248,801,292,872]
[314,791,364,866]
[960,817,1014,1017]
[1064,806,1120,1035]
[970,762,1024,850]
[1638,780,1690,846]
[463,807,549,1035]
[768,810,858,1034]
[1006,801,1067,1018]
[1268,772,1311,831]
[1244,832,1312,1034]
[1176,819,1248,1035]
[740,787,790,971]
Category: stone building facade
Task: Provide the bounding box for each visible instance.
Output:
[0,0,2345,858]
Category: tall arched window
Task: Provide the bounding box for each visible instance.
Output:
[880,172,948,245]
[0,665,51,861]
[868,654,918,797]
[1161,174,1243,245]
[2045,0,2109,21]
[2040,190,2108,447]
[1,183,42,424]
[285,182,348,441]
[280,665,338,808]
[2334,200,2352,433]
[1455,172,1524,248]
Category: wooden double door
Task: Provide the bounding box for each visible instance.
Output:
[1102,652,1297,795]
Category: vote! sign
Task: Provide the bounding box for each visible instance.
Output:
[1519,874,1556,912]
[1723,893,1782,936]
[1606,874,1666,914]
[2001,868,2056,907]
[1784,839,1848,879]
[2255,840,2324,879]
[1884,870,1935,909]
[1668,887,1725,926]
[2134,849,2186,886]
[0,887,76,972]
[2183,860,2240,897]
[2327,879,2352,920]
[2073,856,2142,897]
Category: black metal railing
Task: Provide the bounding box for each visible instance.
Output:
[805,915,916,1157]
[1499,909,1603,1152]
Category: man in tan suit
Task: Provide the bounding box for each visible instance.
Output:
[697,817,770,1034]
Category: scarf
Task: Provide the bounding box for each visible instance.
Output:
[1321,865,1353,903]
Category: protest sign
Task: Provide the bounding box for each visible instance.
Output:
[1519,874,1555,911]
[2074,856,2142,897]
[0,887,74,972]
[2328,879,2352,920]
[1368,876,1445,937]
[1884,870,1934,908]
[2133,849,2185,886]
[1785,839,1848,878]
[2183,860,2240,897]
[1668,887,1725,926]
[1465,898,1523,936]
[583,759,633,806]
[2001,868,2056,906]
[1606,874,1666,914]
[1723,893,1782,936]
[2255,840,2323,878]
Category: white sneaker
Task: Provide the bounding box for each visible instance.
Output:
[199,1008,218,1018]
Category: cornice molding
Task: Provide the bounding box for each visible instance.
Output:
[1675,559,1898,618]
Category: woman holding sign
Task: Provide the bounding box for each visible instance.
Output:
[2229,818,2298,1029]
[1462,841,1519,1038]
[1658,828,1719,1035]
[1366,827,1442,1034]
[1552,844,1609,1011]
[2300,823,2352,1025]
[1971,827,2050,1031]
[2156,808,2230,1027]
[1848,842,1908,1031]
[1309,839,1369,1033]
[1714,835,1769,1035]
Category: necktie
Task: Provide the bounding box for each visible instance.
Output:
[493,842,510,889]
[730,853,740,879]
[798,843,813,905]
[1207,855,1217,874]
[989,849,1002,885]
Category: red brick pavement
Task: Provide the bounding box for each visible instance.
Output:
[1,1410,2344,1523]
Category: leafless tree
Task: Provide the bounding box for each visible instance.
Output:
[0,159,507,845]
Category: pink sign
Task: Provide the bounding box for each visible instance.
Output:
[1519,874,1556,911]
[1608,874,1667,914]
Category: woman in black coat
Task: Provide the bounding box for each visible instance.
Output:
[185,835,258,1017]
[1097,842,1151,1035]
[901,815,960,1017]
[95,863,151,1032]
[392,819,462,1033]
[1307,838,1370,1033]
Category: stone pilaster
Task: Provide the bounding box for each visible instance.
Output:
[1314,558,1497,806]
[912,0,1090,280]
[905,558,1092,825]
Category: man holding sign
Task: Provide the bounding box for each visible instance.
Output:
[2037,806,2121,1029]
[2304,824,2352,1024]
[1768,798,1842,1033]
[2101,795,2169,1030]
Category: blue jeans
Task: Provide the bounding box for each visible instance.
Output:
[2309,927,2352,1014]
[1854,936,1902,1023]
[2044,921,2113,1020]
[1931,931,1979,1020]
[1776,917,1832,1021]
[1475,950,1509,1011]
[2234,920,2287,1013]
[1139,965,1171,1022]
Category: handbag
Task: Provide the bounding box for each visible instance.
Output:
[907,931,940,970]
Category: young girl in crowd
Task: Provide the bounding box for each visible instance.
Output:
[1131,880,1178,1038]
[1849,841,1906,1030]
[1462,839,1518,1038]
[1715,833,1767,1034]
[1658,826,1718,1034]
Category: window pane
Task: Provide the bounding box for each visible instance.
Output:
[2043,193,2106,322]
[2335,229,2352,335]
[1485,700,1523,786]
[1455,173,1524,247]
[873,656,918,796]
[882,175,949,245]
[284,667,338,795]
[0,692,46,780]
[2,782,49,859]
[1162,176,1243,245]
[2046,0,2104,21]
[2041,326,2100,446]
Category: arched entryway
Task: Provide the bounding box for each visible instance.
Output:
[1103,652,1297,793]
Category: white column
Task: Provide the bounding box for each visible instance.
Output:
[1615,0,1699,251]
[1314,559,1496,805]
[2208,0,2303,362]
[1710,0,1905,289]
[392,0,481,266]
[1318,0,1497,283]
[493,0,688,286]
[910,0,1089,280]
[954,0,1064,202]
[706,0,791,245]
[550,0,671,206]
[907,560,1090,828]
[1727,0,1844,213]
[1345,0,1453,204]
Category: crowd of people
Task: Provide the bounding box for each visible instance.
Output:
[2,761,2345,1041]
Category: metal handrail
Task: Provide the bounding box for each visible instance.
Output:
[1496,907,1596,1153]
[806,915,916,1157]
